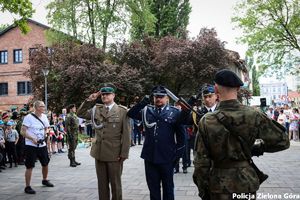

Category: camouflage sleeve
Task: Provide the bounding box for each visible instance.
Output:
[193,117,211,198]
[256,111,290,153]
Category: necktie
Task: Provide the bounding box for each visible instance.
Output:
[106,107,109,114]
[209,109,212,112]
[157,108,162,114]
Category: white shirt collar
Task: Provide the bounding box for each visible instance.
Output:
[205,103,217,112]
[105,102,115,111]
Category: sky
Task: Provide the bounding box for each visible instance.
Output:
[0,0,247,58]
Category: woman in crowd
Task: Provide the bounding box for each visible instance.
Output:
[289,108,299,141]
[5,121,19,168]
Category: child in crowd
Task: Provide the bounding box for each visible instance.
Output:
[56,118,65,153]
[0,120,5,171]
[5,121,19,168]
[49,125,57,154]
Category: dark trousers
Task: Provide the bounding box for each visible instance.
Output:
[95,160,123,200]
[133,128,142,144]
[144,160,174,200]
[0,147,5,166]
[16,138,25,164]
[86,124,93,138]
[6,142,17,165]
[187,136,195,166]
[175,134,189,171]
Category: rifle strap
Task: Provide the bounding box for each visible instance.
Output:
[31,113,46,128]
[214,111,252,159]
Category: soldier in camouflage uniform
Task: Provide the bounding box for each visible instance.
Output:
[65,104,81,167]
[193,69,290,200]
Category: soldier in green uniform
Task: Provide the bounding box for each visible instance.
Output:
[193,69,290,200]
[65,104,81,167]
[77,83,130,200]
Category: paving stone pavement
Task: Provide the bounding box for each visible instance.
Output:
[0,141,299,200]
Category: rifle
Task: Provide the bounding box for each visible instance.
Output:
[164,88,202,117]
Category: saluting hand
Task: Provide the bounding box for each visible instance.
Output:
[87,91,101,101]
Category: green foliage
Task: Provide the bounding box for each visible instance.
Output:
[149,0,191,38]
[0,0,34,33]
[232,0,300,75]
[46,0,127,50]
[127,0,156,40]
[252,67,260,96]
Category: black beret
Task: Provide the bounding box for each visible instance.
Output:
[151,85,167,96]
[99,83,116,94]
[214,69,244,87]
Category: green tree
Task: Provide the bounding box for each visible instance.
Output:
[0,0,34,33]
[127,0,156,40]
[251,67,260,96]
[128,0,191,39]
[232,0,300,75]
[46,0,127,50]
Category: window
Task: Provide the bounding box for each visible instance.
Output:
[0,50,8,64]
[29,48,38,58]
[17,81,32,95]
[0,83,8,96]
[13,49,22,63]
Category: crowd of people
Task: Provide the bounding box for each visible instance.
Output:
[265,104,300,141]
[0,69,295,199]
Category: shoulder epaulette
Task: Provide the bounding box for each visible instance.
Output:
[95,103,104,108]
[118,105,128,110]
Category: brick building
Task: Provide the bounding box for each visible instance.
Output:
[0,19,49,111]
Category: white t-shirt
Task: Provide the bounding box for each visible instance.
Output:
[22,113,50,147]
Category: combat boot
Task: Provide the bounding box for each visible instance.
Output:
[70,159,77,167]
[74,160,81,165]
[74,157,81,165]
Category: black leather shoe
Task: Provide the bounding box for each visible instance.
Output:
[42,180,54,187]
[183,168,188,174]
[24,186,36,194]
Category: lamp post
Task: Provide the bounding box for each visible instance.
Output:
[42,68,49,113]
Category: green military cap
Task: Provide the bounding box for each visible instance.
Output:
[99,83,116,94]
[19,108,28,116]
[214,69,244,87]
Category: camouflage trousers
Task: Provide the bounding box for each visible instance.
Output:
[67,136,78,160]
[210,192,256,200]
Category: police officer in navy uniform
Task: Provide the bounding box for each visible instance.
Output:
[127,85,185,200]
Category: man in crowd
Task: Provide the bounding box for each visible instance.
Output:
[21,100,54,194]
[193,69,290,200]
[127,85,185,200]
[65,104,80,167]
[77,83,131,200]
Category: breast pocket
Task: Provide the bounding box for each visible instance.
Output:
[108,118,120,123]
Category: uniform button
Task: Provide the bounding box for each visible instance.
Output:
[155,140,158,142]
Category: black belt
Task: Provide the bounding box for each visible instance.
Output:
[214,160,249,169]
